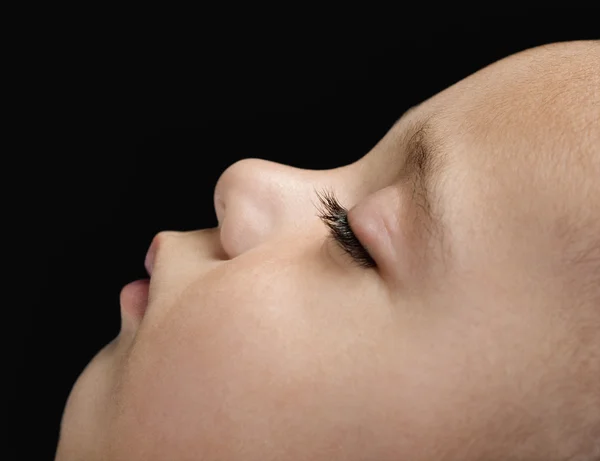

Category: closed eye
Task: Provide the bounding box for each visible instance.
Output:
[313,187,376,269]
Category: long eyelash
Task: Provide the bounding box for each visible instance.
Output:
[313,187,376,269]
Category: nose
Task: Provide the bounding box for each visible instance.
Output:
[144,228,226,305]
[213,158,349,259]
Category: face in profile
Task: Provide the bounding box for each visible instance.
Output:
[56,41,600,461]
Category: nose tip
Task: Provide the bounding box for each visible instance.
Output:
[214,158,284,228]
[214,189,225,226]
[145,231,179,276]
[144,235,158,276]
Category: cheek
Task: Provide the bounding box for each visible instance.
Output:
[112,270,330,457]
[110,241,560,460]
[110,256,409,458]
[57,340,120,459]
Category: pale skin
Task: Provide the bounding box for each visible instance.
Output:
[56,41,600,461]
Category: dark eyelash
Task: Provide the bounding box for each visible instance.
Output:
[313,187,376,269]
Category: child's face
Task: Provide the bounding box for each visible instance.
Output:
[57,41,599,461]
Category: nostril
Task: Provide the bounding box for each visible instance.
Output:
[214,191,225,226]
[144,231,176,276]
[144,236,158,276]
[213,158,258,227]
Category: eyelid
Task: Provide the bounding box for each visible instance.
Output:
[348,186,403,272]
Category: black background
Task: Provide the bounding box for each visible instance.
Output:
[19,11,598,460]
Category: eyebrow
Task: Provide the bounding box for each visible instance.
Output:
[395,111,450,245]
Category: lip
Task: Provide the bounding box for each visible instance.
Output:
[120,278,150,324]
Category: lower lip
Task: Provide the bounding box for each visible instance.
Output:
[120,279,150,321]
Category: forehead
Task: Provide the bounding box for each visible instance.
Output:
[424,41,599,163]
[409,41,599,205]
[373,42,599,274]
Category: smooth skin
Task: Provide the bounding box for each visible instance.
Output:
[56,41,600,461]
